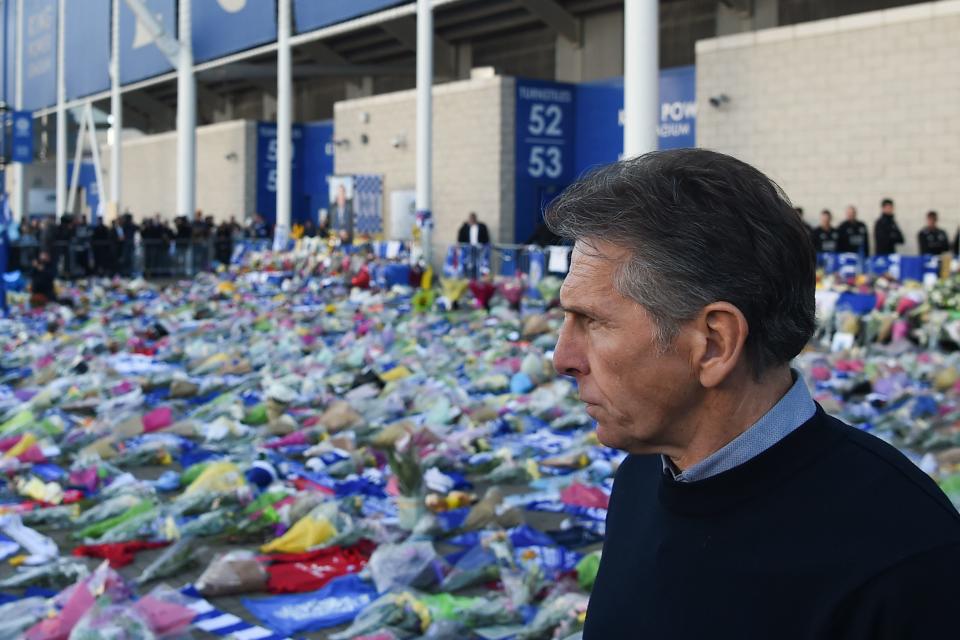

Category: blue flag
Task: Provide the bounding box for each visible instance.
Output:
[241,574,378,636]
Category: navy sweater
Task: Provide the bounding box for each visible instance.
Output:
[584,408,960,639]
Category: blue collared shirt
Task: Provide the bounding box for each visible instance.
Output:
[662,371,816,482]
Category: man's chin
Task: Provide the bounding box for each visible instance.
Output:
[594,421,627,451]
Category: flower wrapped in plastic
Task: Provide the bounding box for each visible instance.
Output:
[136,537,206,586]
[329,592,432,640]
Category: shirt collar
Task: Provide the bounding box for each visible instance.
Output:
[662,369,816,482]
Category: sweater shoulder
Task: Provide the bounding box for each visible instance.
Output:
[819,412,960,528]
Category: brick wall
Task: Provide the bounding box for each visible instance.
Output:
[333,75,516,260]
[101,120,256,224]
[697,0,960,252]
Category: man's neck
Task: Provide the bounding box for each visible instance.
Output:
[666,366,794,472]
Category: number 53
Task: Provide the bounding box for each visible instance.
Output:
[529,146,562,179]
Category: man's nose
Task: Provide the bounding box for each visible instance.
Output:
[553,321,589,377]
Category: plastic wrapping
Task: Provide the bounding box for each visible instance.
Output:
[329,592,432,640]
[195,550,268,597]
[368,541,438,594]
[0,597,48,638]
[136,538,205,586]
[67,603,156,640]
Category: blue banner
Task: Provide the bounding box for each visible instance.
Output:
[242,574,378,637]
[256,122,306,226]
[301,120,334,224]
[658,66,696,149]
[65,0,110,100]
[293,0,407,33]
[120,0,175,84]
[192,0,277,63]
[572,66,697,175]
[515,79,576,243]
[11,111,33,163]
[574,78,622,175]
[22,0,57,111]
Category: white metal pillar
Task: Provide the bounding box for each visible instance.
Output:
[56,0,66,219]
[110,0,122,222]
[416,0,433,262]
[176,0,195,219]
[11,0,23,223]
[274,0,291,251]
[66,109,87,214]
[623,0,659,158]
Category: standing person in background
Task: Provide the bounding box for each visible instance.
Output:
[0,198,9,316]
[215,221,233,265]
[457,212,490,246]
[91,217,110,276]
[108,218,124,276]
[837,205,870,256]
[73,215,92,276]
[120,213,139,277]
[874,198,904,256]
[811,209,839,254]
[330,185,354,245]
[918,210,949,255]
[793,207,813,239]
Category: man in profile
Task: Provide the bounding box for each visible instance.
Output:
[874,197,904,255]
[547,149,959,639]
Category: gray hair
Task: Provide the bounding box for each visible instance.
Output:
[546,149,816,376]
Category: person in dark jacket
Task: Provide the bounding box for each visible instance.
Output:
[811,209,839,253]
[873,198,904,256]
[29,250,58,307]
[837,205,870,256]
[456,212,490,245]
[91,219,111,276]
[918,210,949,255]
[547,150,959,640]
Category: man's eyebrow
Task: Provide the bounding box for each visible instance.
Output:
[560,303,598,318]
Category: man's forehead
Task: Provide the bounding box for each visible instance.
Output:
[561,241,625,299]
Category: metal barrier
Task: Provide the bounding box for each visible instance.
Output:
[7,237,226,280]
[7,236,570,283]
[443,244,571,280]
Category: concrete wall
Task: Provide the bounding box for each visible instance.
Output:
[697,0,960,252]
[333,75,516,258]
[101,119,256,224]
[556,9,625,83]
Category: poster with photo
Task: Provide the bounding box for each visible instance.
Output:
[328,175,355,242]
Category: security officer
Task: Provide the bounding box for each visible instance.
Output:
[874,198,905,256]
[837,205,870,256]
[918,210,949,255]
[811,209,840,254]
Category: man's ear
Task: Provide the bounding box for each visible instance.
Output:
[688,301,749,389]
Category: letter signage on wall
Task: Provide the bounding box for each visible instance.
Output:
[192,0,277,63]
[515,79,575,244]
[658,66,696,150]
[120,0,175,84]
[256,122,305,226]
[65,0,110,100]
[22,0,57,111]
